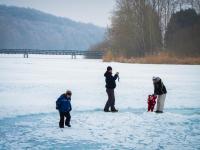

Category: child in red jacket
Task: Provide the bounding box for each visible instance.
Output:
[147,94,157,112]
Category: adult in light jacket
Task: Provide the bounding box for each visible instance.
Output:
[153,77,167,113]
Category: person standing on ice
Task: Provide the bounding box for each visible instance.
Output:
[56,90,72,128]
[152,77,167,113]
[104,66,119,112]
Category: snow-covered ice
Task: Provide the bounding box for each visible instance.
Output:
[0,55,200,150]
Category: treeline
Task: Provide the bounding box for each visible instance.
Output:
[0,5,105,50]
[90,0,200,58]
[165,9,200,56]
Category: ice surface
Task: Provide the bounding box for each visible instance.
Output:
[0,55,200,149]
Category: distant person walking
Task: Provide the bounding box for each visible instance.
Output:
[152,77,167,113]
[56,90,72,128]
[104,66,119,112]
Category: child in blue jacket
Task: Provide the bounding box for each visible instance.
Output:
[56,90,72,128]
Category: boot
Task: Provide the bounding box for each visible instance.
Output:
[111,109,118,112]
[104,109,110,112]
[155,110,163,113]
[66,124,71,127]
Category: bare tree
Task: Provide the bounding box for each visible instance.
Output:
[106,0,162,57]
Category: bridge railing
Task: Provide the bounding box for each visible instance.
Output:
[0,49,105,59]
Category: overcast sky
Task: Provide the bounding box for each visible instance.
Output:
[0,0,116,27]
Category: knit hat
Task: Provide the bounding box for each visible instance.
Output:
[152,76,161,81]
[107,66,112,71]
[66,90,72,96]
[152,76,157,80]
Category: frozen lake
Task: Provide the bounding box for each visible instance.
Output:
[0,55,200,149]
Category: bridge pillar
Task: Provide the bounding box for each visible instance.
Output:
[24,53,28,58]
[71,53,76,59]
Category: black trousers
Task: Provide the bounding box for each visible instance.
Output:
[104,89,116,111]
[59,111,71,128]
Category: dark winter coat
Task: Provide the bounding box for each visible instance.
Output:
[104,71,118,89]
[153,80,167,95]
[56,94,72,112]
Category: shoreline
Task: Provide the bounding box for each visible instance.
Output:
[103,52,200,65]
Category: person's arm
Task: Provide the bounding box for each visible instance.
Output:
[153,83,157,95]
[56,95,62,110]
[107,74,116,81]
[56,98,61,110]
[69,101,72,111]
[160,81,167,94]
[158,81,164,94]
[113,73,119,80]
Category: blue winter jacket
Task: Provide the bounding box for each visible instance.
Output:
[56,94,72,112]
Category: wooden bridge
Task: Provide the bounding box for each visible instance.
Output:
[0,49,104,59]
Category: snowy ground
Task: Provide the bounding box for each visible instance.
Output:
[0,55,200,150]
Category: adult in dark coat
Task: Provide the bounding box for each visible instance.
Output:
[104,66,119,112]
[153,77,167,113]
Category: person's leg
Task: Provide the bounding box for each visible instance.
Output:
[159,94,166,112]
[148,103,151,111]
[151,105,154,112]
[151,102,156,112]
[110,89,117,111]
[65,112,71,127]
[156,95,161,112]
[59,112,65,128]
[148,101,152,111]
[104,89,111,111]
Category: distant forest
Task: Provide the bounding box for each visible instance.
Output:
[0,5,105,50]
[91,0,200,58]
